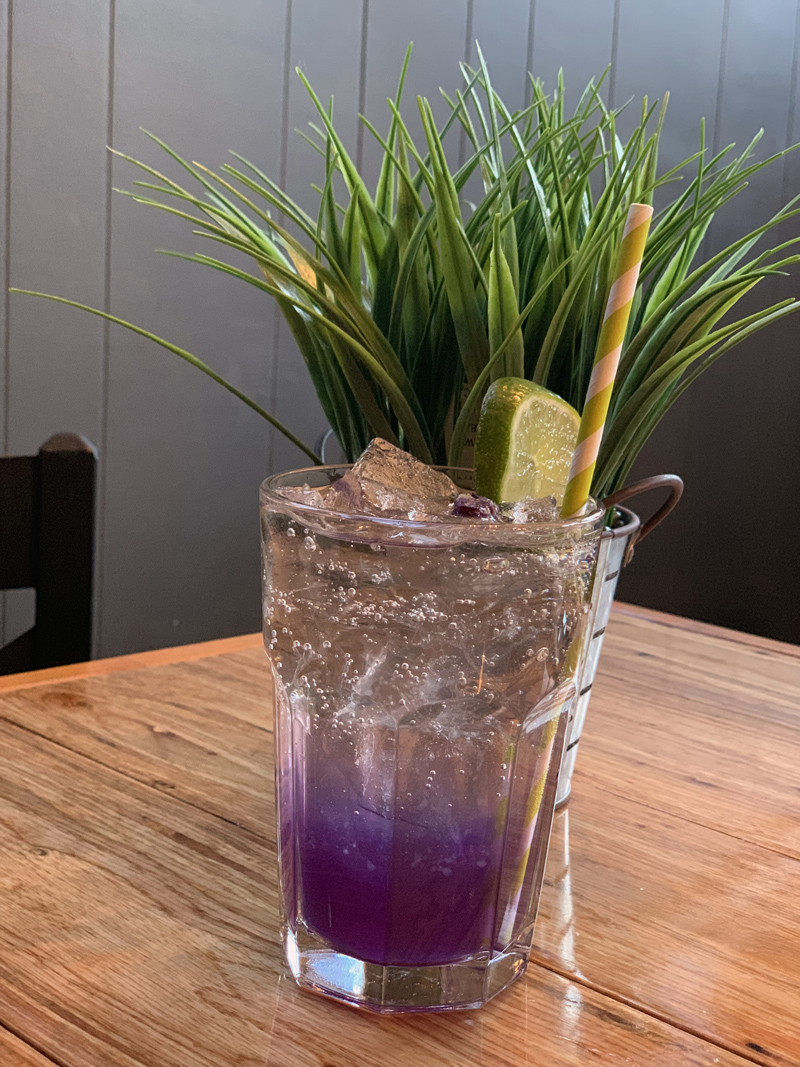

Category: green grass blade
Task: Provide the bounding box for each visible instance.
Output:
[419,97,489,386]
[12,290,321,463]
[488,213,524,379]
[374,42,413,218]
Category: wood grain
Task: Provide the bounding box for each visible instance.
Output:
[613,602,800,660]
[0,606,798,1065]
[582,608,800,858]
[0,1028,56,1066]
[535,801,800,1066]
[0,634,262,694]
[0,649,272,831]
[0,718,274,1067]
[0,710,770,1067]
[262,966,761,1067]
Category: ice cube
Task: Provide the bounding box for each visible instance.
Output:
[278,483,326,508]
[396,696,514,820]
[502,495,560,524]
[400,695,504,741]
[354,439,460,499]
[327,438,459,518]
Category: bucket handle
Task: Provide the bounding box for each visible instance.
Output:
[602,474,684,563]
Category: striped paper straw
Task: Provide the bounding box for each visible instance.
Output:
[497,715,559,946]
[560,203,654,519]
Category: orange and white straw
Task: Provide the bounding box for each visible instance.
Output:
[560,203,654,519]
[497,715,559,945]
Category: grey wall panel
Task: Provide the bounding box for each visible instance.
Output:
[6,0,109,452]
[2,0,799,654]
[463,0,531,213]
[3,0,110,646]
[469,0,531,115]
[531,0,615,107]
[1,0,8,645]
[269,0,364,478]
[610,0,728,617]
[1,0,7,453]
[360,0,469,187]
[613,0,726,169]
[284,0,363,217]
[99,0,286,656]
[617,0,800,643]
[272,0,474,478]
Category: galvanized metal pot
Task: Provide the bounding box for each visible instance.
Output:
[556,475,684,806]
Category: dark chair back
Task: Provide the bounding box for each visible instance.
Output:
[0,433,96,674]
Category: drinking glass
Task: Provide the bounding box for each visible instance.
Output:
[261,466,604,1012]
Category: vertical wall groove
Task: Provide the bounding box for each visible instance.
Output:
[2,0,11,456]
[781,0,800,202]
[608,0,621,109]
[711,0,731,157]
[525,0,536,103]
[464,0,474,64]
[457,0,475,166]
[94,0,116,657]
[355,0,370,171]
[1,0,13,647]
[266,0,293,474]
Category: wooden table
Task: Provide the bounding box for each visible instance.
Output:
[0,604,797,1066]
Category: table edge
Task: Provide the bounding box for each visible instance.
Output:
[1,604,796,696]
[0,633,264,693]
[613,601,800,660]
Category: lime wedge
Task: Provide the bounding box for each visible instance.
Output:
[475,377,580,504]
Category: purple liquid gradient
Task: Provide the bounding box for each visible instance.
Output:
[297,784,504,967]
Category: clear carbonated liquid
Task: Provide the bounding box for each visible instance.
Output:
[265,506,596,967]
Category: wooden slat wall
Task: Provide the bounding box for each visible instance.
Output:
[0,0,8,646]
[269,0,363,480]
[617,0,800,642]
[1,0,799,655]
[2,0,110,651]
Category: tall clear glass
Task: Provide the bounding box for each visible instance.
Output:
[261,466,604,1012]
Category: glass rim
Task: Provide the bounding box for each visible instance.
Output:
[260,463,606,533]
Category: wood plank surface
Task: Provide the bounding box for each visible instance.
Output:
[582,607,800,859]
[613,602,800,660]
[0,649,271,831]
[0,634,262,694]
[261,966,761,1067]
[0,606,798,1065]
[0,712,771,1067]
[535,800,800,1066]
[0,1028,56,1066]
[0,718,274,1067]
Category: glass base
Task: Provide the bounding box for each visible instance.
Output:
[284,923,530,1013]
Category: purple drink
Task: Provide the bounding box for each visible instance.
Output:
[298,794,502,966]
[294,695,512,967]
[262,442,602,1010]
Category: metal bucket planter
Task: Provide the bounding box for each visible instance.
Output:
[557,475,684,805]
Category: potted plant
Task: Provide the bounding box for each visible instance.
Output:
[13,46,800,1011]
[16,47,799,477]
[17,45,798,780]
